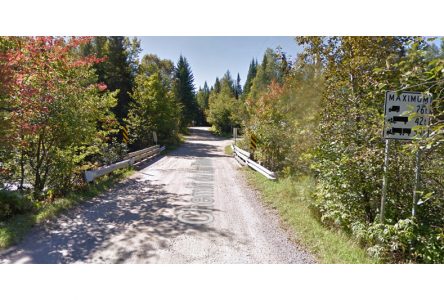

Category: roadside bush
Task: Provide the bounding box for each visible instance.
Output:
[0,191,35,221]
[98,138,129,165]
[351,219,444,263]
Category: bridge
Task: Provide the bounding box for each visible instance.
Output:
[0,127,313,263]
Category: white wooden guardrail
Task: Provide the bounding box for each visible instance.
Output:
[231,145,276,180]
[85,145,165,182]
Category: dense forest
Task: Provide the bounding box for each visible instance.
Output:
[204,37,444,263]
[1,36,443,263]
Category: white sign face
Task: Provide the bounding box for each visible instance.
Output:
[153,131,158,144]
[384,91,433,140]
[233,127,238,139]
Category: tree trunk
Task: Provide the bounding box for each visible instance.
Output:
[19,147,25,191]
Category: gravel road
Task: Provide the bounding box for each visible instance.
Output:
[0,127,314,264]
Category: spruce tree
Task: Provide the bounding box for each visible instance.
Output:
[242,59,257,99]
[196,81,211,125]
[221,70,235,96]
[203,81,210,95]
[235,73,242,99]
[82,37,140,126]
[174,55,197,128]
[105,36,134,123]
[262,53,268,71]
[214,77,221,94]
[249,48,286,99]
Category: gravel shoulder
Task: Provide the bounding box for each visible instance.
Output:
[0,127,314,264]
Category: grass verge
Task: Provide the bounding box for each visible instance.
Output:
[243,169,377,264]
[224,144,233,155]
[0,168,133,249]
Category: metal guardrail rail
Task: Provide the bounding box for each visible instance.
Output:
[124,145,158,159]
[85,145,165,182]
[231,145,276,180]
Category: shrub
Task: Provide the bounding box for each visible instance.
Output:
[354,219,444,263]
[0,191,35,221]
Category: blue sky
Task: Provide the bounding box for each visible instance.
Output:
[137,37,301,89]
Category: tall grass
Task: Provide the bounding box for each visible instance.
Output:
[244,169,377,264]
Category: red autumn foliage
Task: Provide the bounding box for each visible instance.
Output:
[2,36,104,139]
[97,82,107,92]
[246,80,284,117]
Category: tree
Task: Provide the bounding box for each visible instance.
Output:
[244,58,323,171]
[206,92,239,133]
[234,73,242,99]
[0,37,22,187]
[1,36,117,198]
[139,53,175,87]
[127,37,141,77]
[104,37,138,124]
[81,37,141,127]
[206,71,244,133]
[196,82,210,125]
[221,70,235,96]
[297,36,415,224]
[128,72,181,148]
[174,55,197,128]
[248,48,287,100]
[213,77,221,94]
[242,59,257,99]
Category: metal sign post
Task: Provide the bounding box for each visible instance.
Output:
[412,149,421,218]
[233,127,238,145]
[380,138,390,223]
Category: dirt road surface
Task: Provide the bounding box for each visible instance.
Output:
[0,127,314,264]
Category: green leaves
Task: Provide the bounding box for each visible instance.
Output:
[174,55,198,128]
[292,36,444,263]
[128,71,181,147]
[0,36,118,198]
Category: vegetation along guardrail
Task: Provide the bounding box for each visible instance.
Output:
[84,145,165,182]
[231,145,276,180]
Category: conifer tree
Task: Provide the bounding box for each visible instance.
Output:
[242,59,257,99]
[235,73,242,99]
[213,77,221,94]
[174,55,197,128]
[81,37,141,126]
[196,81,211,125]
[105,37,136,124]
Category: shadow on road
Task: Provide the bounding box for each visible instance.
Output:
[167,142,229,158]
[0,126,236,264]
[186,127,227,142]
[0,178,232,264]
[166,127,231,158]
